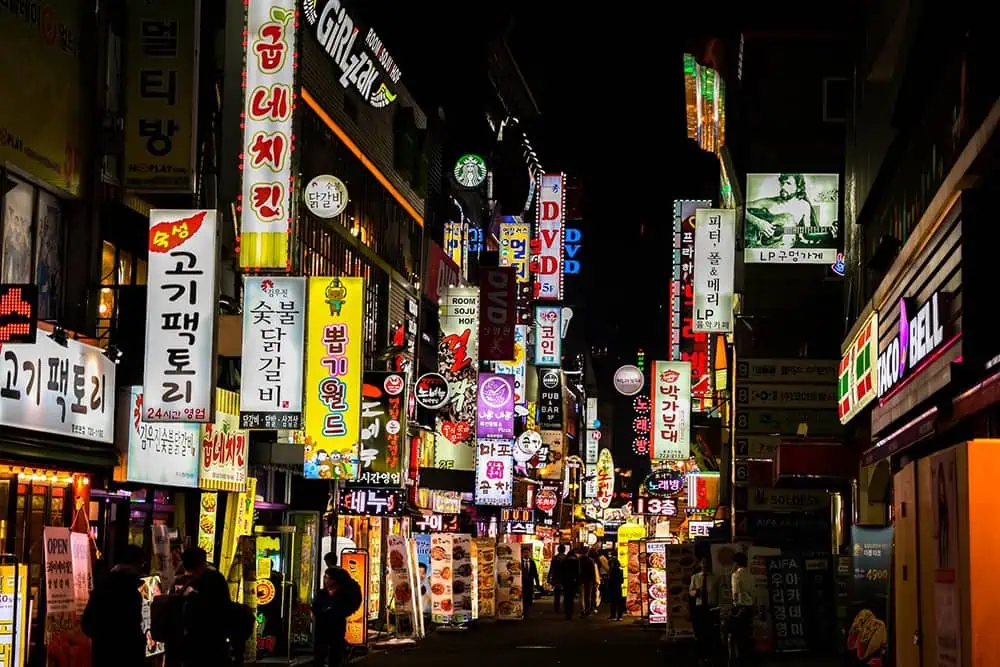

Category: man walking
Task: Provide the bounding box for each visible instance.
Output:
[81,544,146,667]
[547,545,567,613]
[555,548,580,620]
[578,547,597,617]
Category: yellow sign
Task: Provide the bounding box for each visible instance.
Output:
[197,492,218,557]
[499,222,530,283]
[341,551,368,646]
[0,564,28,667]
[304,277,364,479]
[617,522,645,597]
[0,0,84,195]
[255,578,276,606]
[123,0,197,191]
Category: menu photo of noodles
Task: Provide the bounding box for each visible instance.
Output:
[451,534,476,623]
[429,534,454,623]
[496,542,523,620]
[474,537,497,618]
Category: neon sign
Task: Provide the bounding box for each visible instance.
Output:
[876,291,950,399]
[564,228,581,274]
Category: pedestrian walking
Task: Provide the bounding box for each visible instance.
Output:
[605,557,625,621]
[689,557,720,664]
[81,544,146,667]
[596,549,610,610]
[178,547,233,667]
[554,548,580,619]
[547,545,567,613]
[729,552,756,666]
[522,553,540,616]
[578,547,596,617]
[313,566,363,667]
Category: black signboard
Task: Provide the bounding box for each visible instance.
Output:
[736,511,830,542]
[348,372,407,487]
[537,368,563,430]
[413,511,459,533]
[765,555,809,652]
[0,284,38,344]
[849,526,892,663]
[802,556,836,651]
[338,487,405,517]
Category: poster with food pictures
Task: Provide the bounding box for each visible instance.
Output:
[451,534,476,622]
[646,542,668,624]
[474,538,497,618]
[429,534,454,623]
[197,492,218,557]
[387,535,417,631]
[626,541,642,616]
[367,518,382,621]
[665,544,696,637]
[496,542,524,620]
[415,534,432,616]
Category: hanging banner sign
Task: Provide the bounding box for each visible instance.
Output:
[533,173,564,300]
[475,440,514,506]
[478,267,515,361]
[533,305,562,367]
[350,372,407,487]
[693,209,736,332]
[536,368,563,431]
[240,276,306,429]
[499,221,530,283]
[595,448,615,509]
[651,360,692,460]
[434,288,480,471]
[199,389,249,492]
[476,373,515,440]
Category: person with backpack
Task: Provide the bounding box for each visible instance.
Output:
[81,544,146,667]
[313,566,363,667]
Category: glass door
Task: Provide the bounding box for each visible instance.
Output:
[253,526,296,660]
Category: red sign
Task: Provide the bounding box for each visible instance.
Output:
[478,266,515,360]
[422,240,461,303]
[670,204,712,404]
[0,284,38,345]
[535,487,558,513]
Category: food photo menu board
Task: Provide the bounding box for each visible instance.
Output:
[645,541,668,624]
[475,537,497,618]
[429,534,454,623]
[451,535,476,623]
[496,542,524,620]
[387,535,419,635]
[626,541,642,616]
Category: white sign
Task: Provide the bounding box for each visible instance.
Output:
[744,173,840,264]
[454,154,487,188]
[534,173,564,300]
[0,335,115,443]
[493,325,528,415]
[70,532,92,613]
[125,386,200,488]
[585,429,600,465]
[475,440,514,506]
[239,276,306,429]
[514,430,542,464]
[736,383,838,409]
[533,305,561,367]
[693,208,735,332]
[584,462,597,498]
[586,397,598,427]
[303,174,349,218]
[240,0,296,246]
[613,365,644,396]
[43,527,73,613]
[689,521,714,539]
[651,360,692,460]
[144,209,218,422]
[734,435,779,459]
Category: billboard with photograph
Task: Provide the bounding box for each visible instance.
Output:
[744,173,840,264]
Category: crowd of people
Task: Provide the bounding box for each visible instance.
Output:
[80,546,362,667]
[545,545,625,621]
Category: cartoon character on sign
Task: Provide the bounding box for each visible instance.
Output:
[325,278,348,316]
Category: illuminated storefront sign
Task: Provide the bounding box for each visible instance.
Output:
[434,288,480,471]
[443,221,465,272]
[303,174,349,219]
[631,497,678,516]
[533,173,564,300]
[533,306,562,367]
[838,311,878,423]
[475,440,514,506]
[349,372,406,487]
[478,267,515,361]
[240,0,296,270]
[0,284,37,344]
[454,154,487,188]
[744,173,841,265]
[877,291,951,399]
[614,365,644,396]
[595,448,614,509]
[643,468,685,497]
[693,209,735,333]
[671,200,713,407]
[684,53,726,155]
[305,0,402,108]
[199,389,249,492]
[564,228,582,274]
[631,393,651,456]
[499,220,530,283]
[651,360,692,460]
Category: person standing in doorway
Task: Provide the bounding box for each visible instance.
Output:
[547,545,567,613]
[730,552,756,666]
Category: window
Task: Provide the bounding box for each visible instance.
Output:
[97,240,147,343]
[0,171,66,320]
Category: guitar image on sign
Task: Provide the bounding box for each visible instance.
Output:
[745,173,839,248]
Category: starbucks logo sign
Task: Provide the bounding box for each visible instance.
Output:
[453,154,487,188]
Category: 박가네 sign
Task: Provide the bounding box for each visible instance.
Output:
[434,288,480,471]
[125,386,200,488]
[475,439,514,506]
[144,209,218,423]
[533,173,564,300]
[693,208,735,332]
[476,373,515,439]
[533,305,561,366]
[877,291,950,399]
[240,277,305,429]
[199,389,249,492]
[303,277,364,480]
[651,360,691,460]
[240,0,297,270]
[0,334,115,443]
[744,173,840,265]
[351,372,407,487]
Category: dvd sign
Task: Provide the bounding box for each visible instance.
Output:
[877,291,950,399]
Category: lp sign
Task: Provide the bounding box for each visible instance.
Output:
[564,228,582,274]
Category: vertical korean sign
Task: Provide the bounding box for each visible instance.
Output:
[200,389,249,492]
[651,360,692,460]
[493,325,528,414]
[304,277,364,479]
[351,372,407,487]
[478,267,515,361]
[533,305,562,367]
[693,209,735,333]
[123,0,198,192]
[239,0,297,270]
[144,210,218,423]
[434,288,480,471]
[671,200,713,405]
[240,277,305,429]
[476,374,515,439]
[499,221,530,283]
[475,440,514,506]
[533,173,564,300]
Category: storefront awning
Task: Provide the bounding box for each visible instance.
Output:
[0,429,119,470]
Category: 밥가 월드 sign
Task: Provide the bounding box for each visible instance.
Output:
[350,372,407,487]
[125,386,200,488]
[434,288,480,471]
[0,334,115,443]
[144,209,218,423]
[239,276,306,429]
[303,277,364,480]
[239,0,297,270]
[199,389,249,492]
[651,360,692,460]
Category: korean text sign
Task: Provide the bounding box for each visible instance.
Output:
[651,360,692,460]
[144,209,218,423]
[351,372,407,487]
[536,368,563,431]
[534,173,564,300]
[475,440,514,506]
[671,200,713,404]
[0,335,115,443]
[492,325,527,413]
[240,0,297,270]
[595,447,615,509]
[434,288,480,471]
[476,373,515,439]
[125,386,200,487]
[304,277,364,479]
[533,305,561,367]
[478,266,515,361]
[240,276,305,429]
[693,209,735,333]
[199,389,249,492]
[43,527,74,614]
[499,221,530,283]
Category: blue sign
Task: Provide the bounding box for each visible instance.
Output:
[564,228,581,274]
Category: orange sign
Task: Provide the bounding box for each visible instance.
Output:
[341,551,369,646]
[149,210,208,253]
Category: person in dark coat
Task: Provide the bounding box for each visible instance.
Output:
[81,544,146,667]
[521,554,540,615]
[547,545,567,613]
[313,567,363,667]
[605,557,626,621]
[578,547,597,617]
[179,547,233,667]
[554,549,580,620]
